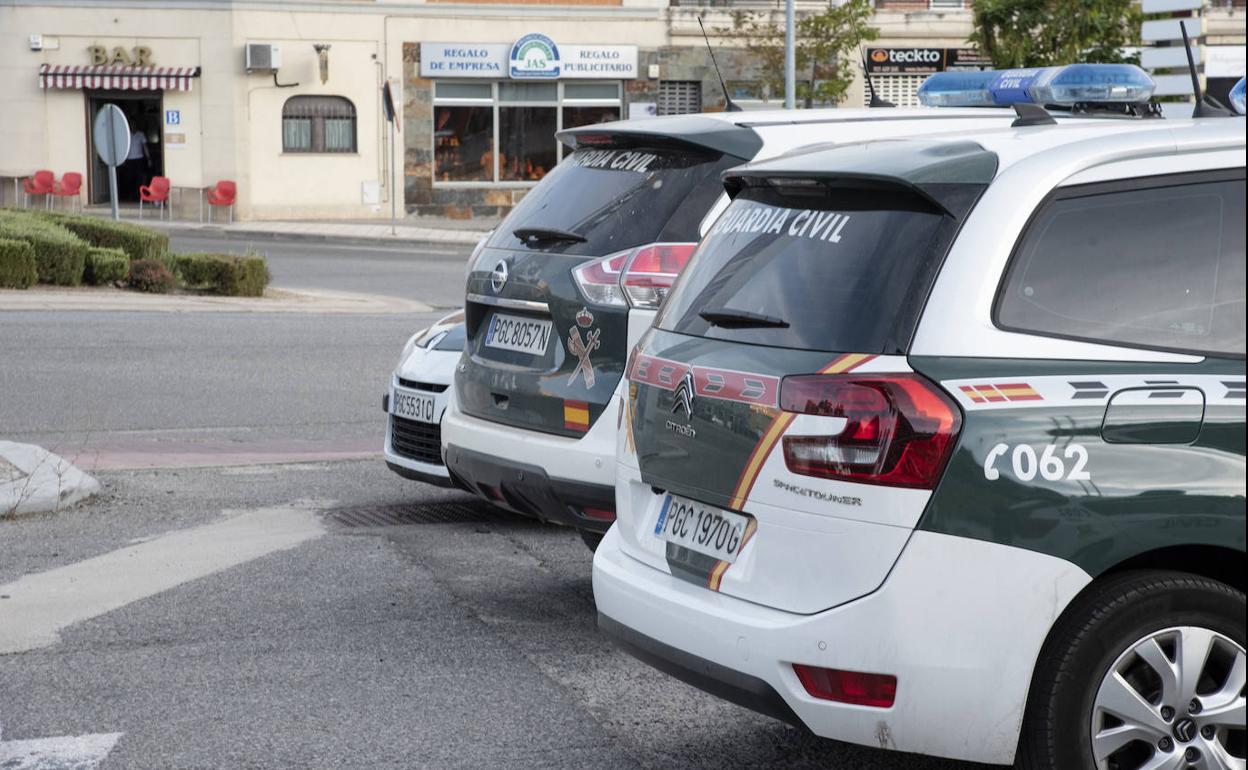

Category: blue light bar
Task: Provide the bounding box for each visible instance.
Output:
[1028,64,1155,105]
[1231,76,1246,116]
[918,63,1156,109]
[915,70,997,107]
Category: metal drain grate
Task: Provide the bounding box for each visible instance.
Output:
[327,499,507,528]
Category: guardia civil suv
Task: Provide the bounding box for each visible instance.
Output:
[441,105,1080,550]
[595,67,1246,769]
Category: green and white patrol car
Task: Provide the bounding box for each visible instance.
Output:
[594,67,1246,769]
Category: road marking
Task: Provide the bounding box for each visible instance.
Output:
[0,728,121,770]
[0,504,325,655]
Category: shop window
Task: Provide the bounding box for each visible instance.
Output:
[435,106,493,181]
[432,81,621,185]
[282,96,357,153]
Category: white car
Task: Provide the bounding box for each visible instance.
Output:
[384,310,465,486]
[595,66,1246,768]
[441,104,1093,550]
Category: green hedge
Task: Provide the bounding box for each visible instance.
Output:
[0,237,38,289]
[173,252,270,297]
[84,246,130,286]
[39,211,168,262]
[0,211,88,285]
[128,258,175,294]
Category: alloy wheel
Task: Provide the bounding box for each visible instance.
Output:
[1091,626,1246,770]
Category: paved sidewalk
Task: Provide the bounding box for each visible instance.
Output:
[100,209,497,247]
[0,286,432,314]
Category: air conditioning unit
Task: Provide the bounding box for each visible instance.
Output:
[245,43,281,73]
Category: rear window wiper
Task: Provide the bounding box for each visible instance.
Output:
[698,308,790,329]
[513,226,587,245]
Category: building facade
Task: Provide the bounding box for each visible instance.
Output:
[1,0,1243,220]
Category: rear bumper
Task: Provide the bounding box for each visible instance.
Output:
[441,388,619,531]
[592,525,1091,765]
[443,443,615,532]
[597,612,803,729]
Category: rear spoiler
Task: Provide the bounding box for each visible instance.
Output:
[723,139,999,219]
[558,115,764,160]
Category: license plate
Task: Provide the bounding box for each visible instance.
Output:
[391,386,437,423]
[484,313,553,356]
[654,494,750,563]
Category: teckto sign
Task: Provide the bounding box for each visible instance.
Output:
[420,37,637,79]
[88,46,154,66]
[865,48,990,75]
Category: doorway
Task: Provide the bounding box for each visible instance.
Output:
[86,92,164,205]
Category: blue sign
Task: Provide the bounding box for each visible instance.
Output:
[165,109,181,126]
[986,68,1044,105]
[509,33,560,79]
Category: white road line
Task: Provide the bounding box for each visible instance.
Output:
[0,730,122,770]
[0,504,325,655]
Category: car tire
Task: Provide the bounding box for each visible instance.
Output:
[579,529,604,553]
[1017,570,1245,770]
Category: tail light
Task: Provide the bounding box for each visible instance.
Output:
[572,252,630,306]
[779,373,961,489]
[793,664,897,708]
[572,243,697,310]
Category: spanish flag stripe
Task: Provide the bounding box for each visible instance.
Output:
[714,353,875,591]
[563,400,590,431]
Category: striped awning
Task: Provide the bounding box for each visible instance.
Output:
[38,64,201,92]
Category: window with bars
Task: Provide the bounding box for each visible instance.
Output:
[282,96,357,154]
[861,75,926,108]
[658,80,703,115]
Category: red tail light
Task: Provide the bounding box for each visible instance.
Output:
[779,373,961,489]
[793,664,897,708]
[572,252,630,306]
[621,243,697,309]
[572,242,697,310]
[581,507,616,522]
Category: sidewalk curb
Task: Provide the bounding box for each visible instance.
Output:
[165,225,486,249]
[1,441,100,517]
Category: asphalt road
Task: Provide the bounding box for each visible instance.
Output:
[0,234,993,769]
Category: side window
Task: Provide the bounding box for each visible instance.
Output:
[997,173,1245,357]
[282,96,357,154]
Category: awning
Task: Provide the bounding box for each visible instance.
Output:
[38,64,201,92]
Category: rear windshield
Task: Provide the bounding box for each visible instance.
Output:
[656,186,953,354]
[487,146,740,256]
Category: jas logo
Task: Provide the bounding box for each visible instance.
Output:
[671,371,695,418]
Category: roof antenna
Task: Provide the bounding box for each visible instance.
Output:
[1180,19,1233,118]
[698,15,742,113]
[861,51,894,108]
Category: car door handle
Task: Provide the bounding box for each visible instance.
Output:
[1101,386,1205,444]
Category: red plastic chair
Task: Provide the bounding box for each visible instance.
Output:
[22,170,54,209]
[139,176,171,220]
[51,172,83,212]
[205,180,236,223]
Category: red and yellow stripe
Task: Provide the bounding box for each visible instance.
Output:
[960,382,1043,404]
[994,382,1043,401]
[709,352,876,591]
[708,517,757,591]
[563,400,590,432]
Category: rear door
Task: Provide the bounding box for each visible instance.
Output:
[914,169,1247,577]
[460,141,741,437]
[621,179,977,613]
